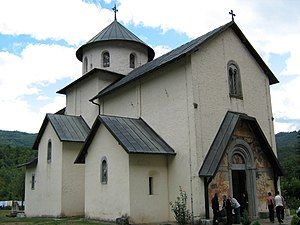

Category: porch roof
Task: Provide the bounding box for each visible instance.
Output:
[198,111,283,178]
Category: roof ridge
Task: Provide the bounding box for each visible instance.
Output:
[91,21,278,100]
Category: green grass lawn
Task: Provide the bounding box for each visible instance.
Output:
[0,210,112,224]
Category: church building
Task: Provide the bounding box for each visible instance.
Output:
[21,9,283,224]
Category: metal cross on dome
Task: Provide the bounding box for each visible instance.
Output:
[112,4,118,21]
[229,10,236,21]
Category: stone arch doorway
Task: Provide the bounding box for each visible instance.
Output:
[228,139,257,218]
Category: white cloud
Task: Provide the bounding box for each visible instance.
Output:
[271,76,300,125]
[0,44,80,132]
[0,96,65,133]
[0,0,114,45]
[0,44,80,100]
[37,95,51,101]
[118,0,255,39]
[153,45,172,58]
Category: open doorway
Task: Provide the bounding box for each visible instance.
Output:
[232,170,247,214]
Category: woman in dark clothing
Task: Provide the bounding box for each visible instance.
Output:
[225,196,233,225]
[240,193,248,216]
[212,193,219,225]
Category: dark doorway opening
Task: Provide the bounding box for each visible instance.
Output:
[232,170,246,210]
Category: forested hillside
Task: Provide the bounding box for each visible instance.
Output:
[0,131,37,200]
[276,131,300,210]
[0,130,299,209]
[0,130,36,148]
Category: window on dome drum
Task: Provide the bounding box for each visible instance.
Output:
[101,157,108,184]
[102,52,110,67]
[228,61,242,99]
[31,174,35,190]
[47,140,52,163]
[130,53,136,68]
[83,57,88,73]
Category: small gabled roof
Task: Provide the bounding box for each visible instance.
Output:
[198,111,283,178]
[32,114,90,150]
[75,115,176,163]
[17,157,38,168]
[91,21,278,101]
[76,20,155,62]
[57,68,125,95]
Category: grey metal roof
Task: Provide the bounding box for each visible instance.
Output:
[57,68,125,95]
[198,111,283,178]
[33,114,90,150]
[17,157,38,168]
[76,20,155,61]
[91,21,278,101]
[75,115,175,163]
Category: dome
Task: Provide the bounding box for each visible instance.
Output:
[76,20,155,62]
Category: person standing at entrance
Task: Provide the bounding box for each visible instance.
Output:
[240,193,248,216]
[274,191,284,223]
[212,193,219,225]
[225,195,233,225]
[266,192,275,223]
[230,196,241,224]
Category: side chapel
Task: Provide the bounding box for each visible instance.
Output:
[20,8,283,224]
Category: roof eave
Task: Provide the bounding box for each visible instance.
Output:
[230,23,279,85]
[76,40,155,62]
[198,111,283,178]
[57,68,125,95]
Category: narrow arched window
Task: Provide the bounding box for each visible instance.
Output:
[102,51,110,68]
[130,53,136,68]
[228,61,242,98]
[47,140,52,163]
[83,57,88,73]
[101,157,108,184]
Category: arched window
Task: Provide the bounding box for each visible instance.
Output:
[129,53,136,68]
[47,140,52,163]
[102,51,110,68]
[101,157,108,184]
[228,61,242,98]
[83,57,88,73]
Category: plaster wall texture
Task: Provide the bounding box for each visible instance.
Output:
[102,82,139,118]
[24,166,37,215]
[129,155,169,224]
[25,124,63,217]
[82,41,149,75]
[84,125,130,220]
[191,28,276,172]
[65,72,117,127]
[101,59,197,219]
[61,142,85,216]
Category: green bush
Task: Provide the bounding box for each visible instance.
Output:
[170,187,192,225]
[241,210,251,225]
[250,221,261,225]
[291,215,300,225]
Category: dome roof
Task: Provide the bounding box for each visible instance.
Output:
[76,20,155,62]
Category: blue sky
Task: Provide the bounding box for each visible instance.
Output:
[0,0,299,133]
